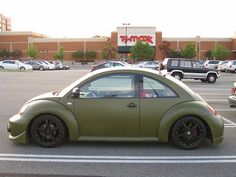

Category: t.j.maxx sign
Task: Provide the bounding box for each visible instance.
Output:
[117,27,156,53]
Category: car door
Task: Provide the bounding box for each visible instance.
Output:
[73,73,140,137]
[139,75,179,137]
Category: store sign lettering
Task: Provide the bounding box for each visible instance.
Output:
[120,35,153,44]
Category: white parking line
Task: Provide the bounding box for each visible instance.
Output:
[0,154,236,163]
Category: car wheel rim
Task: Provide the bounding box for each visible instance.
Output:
[174,74,181,80]
[173,118,205,149]
[33,118,62,146]
[209,76,215,82]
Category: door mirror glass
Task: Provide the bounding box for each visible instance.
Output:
[72,87,80,98]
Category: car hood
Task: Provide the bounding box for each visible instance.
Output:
[27,91,62,104]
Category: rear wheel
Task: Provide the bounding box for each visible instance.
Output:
[30,115,65,148]
[171,72,182,81]
[0,66,4,70]
[171,117,206,150]
[39,67,44,71]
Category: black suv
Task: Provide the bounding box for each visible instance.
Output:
[161,58,220,83]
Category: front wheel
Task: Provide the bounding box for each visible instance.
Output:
[207,74,217,83]
[20,67,25,70]
[30,115,65,148]
[171,117,206,150]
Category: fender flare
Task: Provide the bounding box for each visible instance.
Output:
[158,101,211,142]
[26,100,80,141]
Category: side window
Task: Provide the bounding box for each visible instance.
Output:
[141,76,177,98]
[79,74,135,98]
[113,63,123,67]
[170,60,179,67]
[180,60,192,68]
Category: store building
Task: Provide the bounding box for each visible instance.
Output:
[0,13,11,32]
[0,26,236,61]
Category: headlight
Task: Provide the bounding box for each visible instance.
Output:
[19,104,29,115]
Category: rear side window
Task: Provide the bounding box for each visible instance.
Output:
[180,60,192,68]
[141,76,177,98]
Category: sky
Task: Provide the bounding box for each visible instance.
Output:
[1,0,236,38]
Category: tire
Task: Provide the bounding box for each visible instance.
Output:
[171,117,206,150]
[20,67,25,70]
[0,66,4,70]
[171,72,182,81]
[39,67,44,71]
[30,115,65,148]
[207,74,216,83]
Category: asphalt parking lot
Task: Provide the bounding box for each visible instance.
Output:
[0,69,236,177]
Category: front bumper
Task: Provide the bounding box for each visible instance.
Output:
[7,114,31,144]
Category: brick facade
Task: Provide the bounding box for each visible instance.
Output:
[1,30,236,60]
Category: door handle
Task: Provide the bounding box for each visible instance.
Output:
[127,103,138,108]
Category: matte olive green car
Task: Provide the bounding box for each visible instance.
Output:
[7,68,224,149]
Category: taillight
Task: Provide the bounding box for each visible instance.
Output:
[208,105,217,115]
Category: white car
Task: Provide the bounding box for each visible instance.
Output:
[226,60,236,72]
[217,61,229,72]
[133,61,160,70]
[0,60,32,70]
[37,60,56,70]
[203,60,222,69]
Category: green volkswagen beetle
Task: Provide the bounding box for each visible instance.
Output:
[7,68,224,149]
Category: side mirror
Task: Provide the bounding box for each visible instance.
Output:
[72,87,80,98]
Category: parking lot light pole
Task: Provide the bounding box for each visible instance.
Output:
[122,23,130,61]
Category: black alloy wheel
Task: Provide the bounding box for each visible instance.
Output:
[30,115,65,147]
[171,117,206,150]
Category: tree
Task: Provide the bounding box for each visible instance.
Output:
[181,43,196,59]
[101,41,118,59]
[11,49,22,59]
[85,51,96,61]
[168,50,182,58]
[54,47,65,62]
[0,49,11,58]
[205,50,212,59]
[72,50,84,61]
[130,40,155,61]
[211,44,229,60]
[158,41,171,58]
[27,44,39,59]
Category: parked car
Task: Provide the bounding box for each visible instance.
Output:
[49,61,70,70]
[217,61,229,72]
[226,60,236,73]
[228,81,236,107]
[161,58,220,83]
[0,60,32,70]
[24,61,48,70]
[133,61,160,70]
[36,60,56,70]
[91,61,130,71]
[203,60,222,69]
[7,67,224,149]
